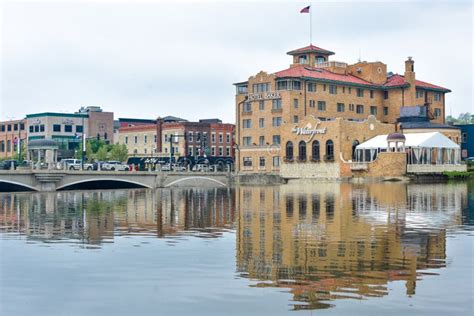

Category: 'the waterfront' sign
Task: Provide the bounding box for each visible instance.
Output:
[247,91,281,101]
[291,121,327,142]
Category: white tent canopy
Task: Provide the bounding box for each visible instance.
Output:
[355,132,461,165]
[356,132,459,150]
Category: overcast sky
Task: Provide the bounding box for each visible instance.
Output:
[0,0,472,123]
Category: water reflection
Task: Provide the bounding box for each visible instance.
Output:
[0,188,235,246]
[0,182,470,312]
[236,182,468,310]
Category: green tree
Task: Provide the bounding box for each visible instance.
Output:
[85,141,94,162]
[96,146,108,161]
[110,144,129,162]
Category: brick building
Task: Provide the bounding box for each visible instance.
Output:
[234,44,454,176]
[0,119,27,159]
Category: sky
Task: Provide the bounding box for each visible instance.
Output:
[0,0,472,123]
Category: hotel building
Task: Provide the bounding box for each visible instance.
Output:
[234,44,457,177]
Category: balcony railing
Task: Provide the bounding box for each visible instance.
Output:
[315,61,347,69]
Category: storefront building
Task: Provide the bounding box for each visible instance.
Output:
[0,119,27,159]
[25,106,113,159]
[234,44,454,177]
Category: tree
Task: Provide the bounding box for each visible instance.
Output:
[85,141,94,162]
[96,146,108,161]
[110,144,129,162]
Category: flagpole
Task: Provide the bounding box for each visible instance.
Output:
[309,1,312,44]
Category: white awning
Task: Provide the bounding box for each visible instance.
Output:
[356,132,460,150]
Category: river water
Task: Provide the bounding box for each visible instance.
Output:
[0,181,473,315]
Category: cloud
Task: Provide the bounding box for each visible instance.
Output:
[0,0,472,122]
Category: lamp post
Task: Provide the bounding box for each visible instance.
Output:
[81,114,86,170]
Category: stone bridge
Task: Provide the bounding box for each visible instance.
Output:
[0,170,233,192]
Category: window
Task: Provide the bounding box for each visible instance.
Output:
[298,141,307,161]
[242,137,252,146]
[342,87,346,93]
[188,132,194,142]
[76,125,83,133]
[7,140,11,152]
[317,101,326,111]
[312,140,320,160]
[272,135,281,145]
[276,80,288,90]
[134,136,138,144]
[196,132,201,142]
[13,124,18,131]
[259,101,265,111]
[309,100,316,108]
[259,157,266,167]
[243,119,251,128]
[259,118,264,128]
[293,98,299,108]
[34,125,39,133]
[29,126,33,133]
[329,85,337,94]
[226,133,231,143]
[0,141,4,152]
[462,132,467,143]
[383,107,389,116]
[243,157,252,167]
[325,140,334,161]
[211,147,216,156]
[218,147,223,156]
[357,88,364,97]
[272,99,282,110]
[298,55,307,64]
[370,106,377,115]
[144,135,148,144]
[259,136,265,146]
[337,103,345,112]
[291,80,301,90]
[307,83,316,92]
[434,108,441,118]
[64,125,72,132]
[349,104,355,111]
[293,116,299,123]
[273,156,280,167]
[434,93,441,102]
[0,125,4,132]
[218,133,223,143]
[243,102,252,112]
[226,147,231,156]
[285,141,294,161]
[7,125,11,131]
[316,56,325,64]
[252,83,270,93]
[370,90,374,99]
[154,134,157,143]
[237,85,248,94]
[416,90,424,99]
[356,104,364,114]
[125,136,128,144]
[348,87,352,94]
[272,117,282,127]
[40,125,45,132]
[323,84,327,92]
[211,133,216,143]
[53,124,61,132]
[383,90,389,99]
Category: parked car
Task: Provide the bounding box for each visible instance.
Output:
[466,157,474,162]
[92,161,106,171]
[102,161,129,171]
[58,159,93,171]
[0,160,19,170]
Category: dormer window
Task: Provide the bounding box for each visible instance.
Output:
[298,55,308,64]
[316,56,326,64]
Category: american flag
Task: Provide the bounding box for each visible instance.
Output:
[300,5,310,13]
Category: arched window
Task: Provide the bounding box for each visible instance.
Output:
[298,141,307,161]
[285,141,294,161]
[352,140,360,160]
[326,140,334,161]
[312,140,320,161]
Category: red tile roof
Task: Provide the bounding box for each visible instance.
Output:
[287,45,335,56]
[274,65,376,86]
[274,66,450,92]
[383,74,450,91]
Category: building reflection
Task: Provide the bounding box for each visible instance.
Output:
[0,188,235,245]
[236,182,468,310]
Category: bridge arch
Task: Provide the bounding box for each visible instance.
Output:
[165,176,227,188]
[57,178,152,191]
[0,180,38,192]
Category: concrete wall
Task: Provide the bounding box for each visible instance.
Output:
[280,161,340,179]
[407,164,467,174]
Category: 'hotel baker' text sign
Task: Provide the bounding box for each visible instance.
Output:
[247,91,281,101]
